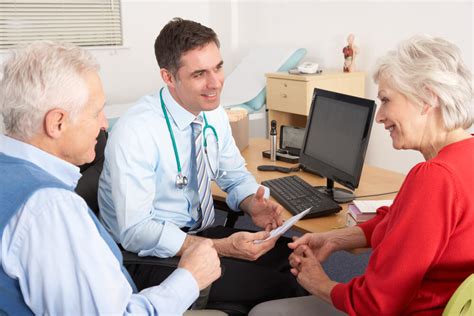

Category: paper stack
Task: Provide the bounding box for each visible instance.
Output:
[346,200,393,226]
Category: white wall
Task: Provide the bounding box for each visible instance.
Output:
[1,0,472,174]
[91,1,213,104]
[231,1,473,174]
[102,0,473,174]
[91,0,239,105]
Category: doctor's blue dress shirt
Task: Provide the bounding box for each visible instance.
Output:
[98,87,263,258]
[0,134,198,315]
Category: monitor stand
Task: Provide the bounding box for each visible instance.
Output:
[315,179,355,204]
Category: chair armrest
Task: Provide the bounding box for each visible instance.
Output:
[213,200,244,228]
[121,249,180,268]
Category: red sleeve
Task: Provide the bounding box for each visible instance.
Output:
[357,206,389,247]
[330,162,460,314]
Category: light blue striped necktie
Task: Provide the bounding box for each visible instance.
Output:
[190,116,215,233]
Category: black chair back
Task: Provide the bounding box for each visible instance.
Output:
[75,129,107,215]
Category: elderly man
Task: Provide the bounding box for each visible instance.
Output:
[0,41,220,315]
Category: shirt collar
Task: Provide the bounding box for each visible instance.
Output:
[161,86,201,130]
[0,134,81,189]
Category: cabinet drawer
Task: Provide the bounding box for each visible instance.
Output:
[267,78,308,115]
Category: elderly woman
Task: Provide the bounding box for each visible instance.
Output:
[249,35,474,315]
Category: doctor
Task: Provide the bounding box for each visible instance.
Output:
[98,18,305,309]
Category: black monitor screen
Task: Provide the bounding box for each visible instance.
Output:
[300,88,376,200]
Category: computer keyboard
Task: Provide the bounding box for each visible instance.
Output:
[262,175,342,218]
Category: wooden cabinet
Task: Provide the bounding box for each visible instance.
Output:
[266,71,366,129]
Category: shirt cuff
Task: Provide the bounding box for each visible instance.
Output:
[226,181,262,211]
[330,282,348,313]
[138,221,187,258]
[139,268,199,314]
[161,268,199,305]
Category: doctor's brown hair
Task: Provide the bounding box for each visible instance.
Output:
[154,17,220,76]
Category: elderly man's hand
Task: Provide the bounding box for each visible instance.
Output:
[178,239,221,290]
[243,186,284,231]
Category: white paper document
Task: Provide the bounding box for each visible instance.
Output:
[254,207,312,244]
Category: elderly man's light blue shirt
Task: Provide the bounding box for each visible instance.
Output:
[99,87,261,257]
[0,135,198,315]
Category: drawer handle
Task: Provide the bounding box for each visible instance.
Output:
[281,93,287,98]
[284,83,288,87]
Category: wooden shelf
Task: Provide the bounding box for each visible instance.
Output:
[266,71,366,129]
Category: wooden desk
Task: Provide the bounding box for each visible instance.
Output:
[212,138,406,233]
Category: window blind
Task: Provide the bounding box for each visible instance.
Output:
[0,0,123,50]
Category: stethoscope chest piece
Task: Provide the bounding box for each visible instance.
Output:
[176,173,188,189]
[160,87,220,190]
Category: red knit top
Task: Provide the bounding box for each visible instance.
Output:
[331,137,474,315]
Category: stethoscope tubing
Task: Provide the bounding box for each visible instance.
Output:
[159,88,220,188]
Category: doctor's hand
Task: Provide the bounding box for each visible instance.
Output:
[213,230,277,261]
[178,239,221,290]
[241,186,284,231]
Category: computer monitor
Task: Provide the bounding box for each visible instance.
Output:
[299,88,376,203]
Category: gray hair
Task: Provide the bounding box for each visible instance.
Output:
[373,35,473,130]
[0,41,99,140]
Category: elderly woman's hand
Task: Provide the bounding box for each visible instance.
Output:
[288,227,368,263]
[289,245,337,303]
[288,233,337,262]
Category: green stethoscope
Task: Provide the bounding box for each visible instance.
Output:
[160,88,220,189]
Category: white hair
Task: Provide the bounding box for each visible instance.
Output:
[373,34,473,130]
[0,41,99,140]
